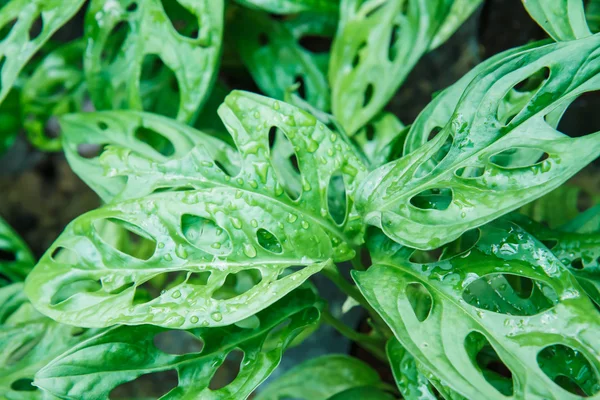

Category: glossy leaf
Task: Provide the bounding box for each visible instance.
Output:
[21,39,87,151]
[353,112,406,168]
[0,0,85,104]
[234,0,339,14]
[329,0,483,135]
[35,287,321,400]
[354,221,600,399]
[84,0,223,123]
[357,36,600,250]
[0,283,99,399]
[255,354,386,400]
[25,91,367,329]
[0,217,34,287]
[387,339,439,400]
[233,9,336,110]
[522,0,592,41]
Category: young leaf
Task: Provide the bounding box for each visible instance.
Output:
[84,0,223,123]
[25,91,367,329]
[0,283,100,398]
[21,39,87,151]
[522,0,592,41]
[357,36,600,250]
[328,0,483,135]
[0,0,86,104]
[0,217,34,287]
[35,287,321,399]
[353,112,406,168]
[354,221,600,399]
[233,9,335,110]
[255,354,387,400]
[234,0,339,15]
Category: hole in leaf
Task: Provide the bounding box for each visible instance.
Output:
[388,25,399,61]
[410,247,443,263]
[415,133,453,178]
[101,22,129,65]
[188,271,211,286]
[110,370,178,399]
[578,190,593,212]
[140,55,180,118]
[440,229,481,260]
[410,188,453,211]
[327,172,347,225]
[571,258,584,270]
[154,331,204,355]
[70,327,88,337]
[98,121,108,130]
[455,166,485,178]
[160,0,199,39]
[132,271,192,305]
[51,279,102,305]
[514,67,550,92]
[427,127,442,141]
[209,350,243,390]
[28,17,43,40]
[537,344,600,397]
[489,147,548,169]
[256,229,282,254]
[462,274,558,316]
[134,125,175,157]
[0,248,16,262]
[50,246,78,263]
[212,269,262,300]
[276,265,308,281]
[497,67,550,124]
[181,214,232,256]
[10,378,35,392]
[294,75,306,99]
[541,239,558,250]
[93,218,157,260]
[268,127,302,200]
[363,83,374,107]
[126,2,137,12]
[352,42,366,68]
[298,35,332,53]
[406,282,432,322]
[360,247,373,268]
[557,91,600,138]
[0,19,16,42]
[258,32,269,46]
[465,331,514,396]
[77,143,106,159]
[365,123,375,141]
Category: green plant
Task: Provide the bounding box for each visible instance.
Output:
[2,0,600,399]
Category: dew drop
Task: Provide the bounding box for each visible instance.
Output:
[274,184,284,196]
[164,254,173,261]
[330,133,337,142]
[211,242,221,249]
[201,320,209,327]
[230,217,243,229]
[175,245,188,259]
[249,179,259,189]
[235,190,243,199]
[190,315,199,324]
[302,180,311,191]
[157,242,165,249]
[236,178,244,185]
[307,139,319,153]
[287,213,298,223]
[172,290,181,299]
[211,312,223,322]
[251,219,258,228]
[254,111,260,118]
[273,101,280,110]
[301,221,309,229]
[243,243,257,258]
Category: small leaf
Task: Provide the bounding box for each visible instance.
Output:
[354,221,600,399]
[0,217,34,287]
[353,112,407,168]
[0,0,86,104]
[35,287,321,399]
[522,0,592,41]
[255,354,386,400]
[84,0,223,123]
[357,37,600,249]
[25,92,368,329]
[234,0,339,14]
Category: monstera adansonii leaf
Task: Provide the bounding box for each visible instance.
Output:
[329,0,483,135]
[34,286,321,399]
[0,217,35,287]
[234,0,339,15]
[233,9,336,111]
[0,0,86,104]
[354,221,600,399]
[84,0,223,123]
[356,35,600,250]
[24,91,367,329]
[522,0,596,41]
[0,283,100,398]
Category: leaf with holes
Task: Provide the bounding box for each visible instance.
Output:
[0,217,35,287]
[84,0,223,123]
[21,39,87,151]
[353,112,406,168]
[328,0,483,135]
[0,0,86,104]
[25,91,367,329]
[255,354,390,400]
[522,0,596,41]
[354,221,600,399]
[357,36,600,250]
[35,286,321,399]
[0,283,100,399]
[233,8,336,111]
[234,0,339,14]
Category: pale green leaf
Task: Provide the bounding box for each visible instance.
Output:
[386,339,438,400]
[25,91,368,329]
[357,36,600,250]
[522,0,592,41]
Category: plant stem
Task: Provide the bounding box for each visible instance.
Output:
[321,309,388,362]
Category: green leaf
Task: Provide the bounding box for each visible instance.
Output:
[0,217,34,287]
[357,36,600,250]
[84,0,223,123]
[0,283,100,399]
[0,87,22,154]
[354,221,600,399]
[234,0,339,14]
[588,0,600,33]
[35,287,321,400]
[386,339,439,400]
[25,91,368,329]
[353,112,406,168]
[233,9,336,110]
[256,354,386,400]
[0,0,86,104]
[21,39,86,151]
[328,0,482,135]
[327,387,395,400]
[522,0,592,41]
